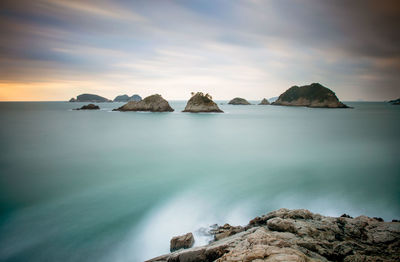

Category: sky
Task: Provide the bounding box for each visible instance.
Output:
[0,0,399,101]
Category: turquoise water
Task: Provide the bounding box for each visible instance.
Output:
[0,101,399,261]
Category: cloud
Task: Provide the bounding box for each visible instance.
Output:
[0,0,399,101]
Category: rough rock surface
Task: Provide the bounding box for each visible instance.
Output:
[69,93,111,102]
[259,98,270,105]
[74,104,100,110]
[228,97,251,105]
[114,94,174,112]
[183,92,223,113]
[147,208,400,262]
[170,233,195,252]
[272,83,349,108]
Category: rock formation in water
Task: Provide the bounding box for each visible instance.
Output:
[74,104,100,110]
[170,233,195,252]
[389,98,400,105]
[113,94,142,102]
[69,94,111,102]
[182,92,223,113]
[268,96,279,103]
[147,208,400,262]
[272,83,349,108]
[228,97,251,105]
[130,94,142,102]
[113,94,130,102]
[258,98,270,105]
[114,94,174,112]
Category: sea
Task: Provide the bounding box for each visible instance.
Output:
[0,101,399,261]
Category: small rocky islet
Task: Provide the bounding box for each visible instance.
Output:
[272,83,349,108]
[113,94,142,102]
[147,208,400,262]
[182,92,223,113]
[114,94,174,112]
[74,104,100,110]
[259,98,270,105]
[228,97,251,105]
[388,98,400,105]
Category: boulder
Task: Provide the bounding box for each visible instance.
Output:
[170,232,195,252]
[228,97,251,105]
[182,92,223,113]
[272,83,349,108]
[69,97,76,102]
[114,94,174,112]
[259,98,270,105]
[74,104,100,110]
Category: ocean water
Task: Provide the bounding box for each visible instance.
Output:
[0,101,399,261]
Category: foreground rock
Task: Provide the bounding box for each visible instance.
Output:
[272,83,349,108]
[114,94,174,112]
[147,208,400,262]
[69,94,111,102]
[74,104,100,110]
[258,98,270,105]
[182,92,223,113]
[228,97,251,105]
[170,233,195,252]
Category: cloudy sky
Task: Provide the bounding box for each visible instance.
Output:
[0,0,399,101]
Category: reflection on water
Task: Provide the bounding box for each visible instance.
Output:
[0,101,399,261]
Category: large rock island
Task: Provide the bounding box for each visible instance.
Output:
[69,94,111,102]
[147,208,399,262]
[182,92,223,113]
[114,94,174,112]
[228,97,251,105]
[272,83,349,108]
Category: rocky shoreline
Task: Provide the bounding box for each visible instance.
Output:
[147,208,400,262]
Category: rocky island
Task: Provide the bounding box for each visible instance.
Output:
[114,94,174,112]
[388,98,400,105]
[113,94,142,102]
[272,83,349,108]
[228,97,251,105]
[74,104,100,110]
[147,208,399,262]
[182,92,223,113]
[259,98,270,105]
[69,94,111,102]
